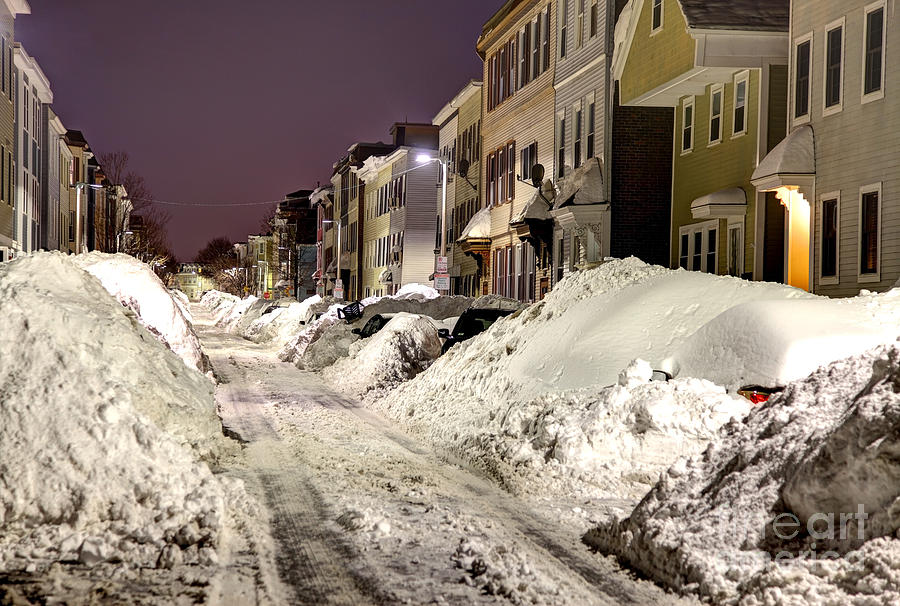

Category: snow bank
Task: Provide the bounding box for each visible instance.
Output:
[586,342,900,605]
[279,291,473,371]
[73,253,209,374]
[216,294,259,329]
[322,314,443,395]
[242,295,322,348]
[666,291,900,390]
[371,259,810,496]
[0,253,246,569]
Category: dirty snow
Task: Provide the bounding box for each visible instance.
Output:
[322,314,443,396]
[586,342,900,605]
[0,253,252,574]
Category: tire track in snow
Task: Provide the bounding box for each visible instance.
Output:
[207,331,388,606]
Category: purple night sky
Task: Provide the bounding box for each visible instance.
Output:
[16,1,497,261]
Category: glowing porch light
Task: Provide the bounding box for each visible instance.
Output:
[775,186,810,292]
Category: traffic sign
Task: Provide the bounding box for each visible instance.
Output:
[436,256,448,274]
[434,274,450,291]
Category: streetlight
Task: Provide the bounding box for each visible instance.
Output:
[74,182,106,254]
[416,153,449,293]
[321,218,343,300]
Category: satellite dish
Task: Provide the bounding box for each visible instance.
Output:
[458,158,470,179]
[531,164,545,188]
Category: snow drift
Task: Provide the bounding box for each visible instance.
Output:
[0,253,246,569]
[73,252,210,374]
[322,314,443,396]
[586,342,900,605]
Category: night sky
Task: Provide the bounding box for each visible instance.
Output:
[16,1,497,261]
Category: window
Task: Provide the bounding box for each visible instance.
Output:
[487,151,497,206]
[507,141,516,201]
[733,73,748,136]
[863,3,885,101]
[519,27,530,87]
[559,0,568,59]
[543,7,551,69]
[521,141,537,181]
[577,0,584,49]
[727,223,743,277]
[819,193,839,283]
[824,20,844,113]
[651,0,663,32]
[586,99,595,159]
[681,97,694,153]
[498,146,506,203]
[590,0,598,38]
[794,35,812,120]
[859,184,881,280]
[574,106,583,168]
[679,221,719,273]
[532,13,542,77]
[709,85,723,144]
[557,113,566,178]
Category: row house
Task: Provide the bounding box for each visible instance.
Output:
[358,124,440,298]
[752,0,897,295]
[272,189,318,298]
[0,0,26,262]
[310,185,334,297]
[432,80,483,297]
[247,234,276,298]
[474,0,557,303]
[328,141,396,301]
[614,0,790,281]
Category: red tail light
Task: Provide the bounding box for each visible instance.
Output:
[738,389,771,405]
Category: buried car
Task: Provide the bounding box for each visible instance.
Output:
[438,307,516,355]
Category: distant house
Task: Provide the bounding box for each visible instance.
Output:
[358,123,440,298]
[174,264,216,301]
[272,189,318,298]
[247,234,276,298]
[614,0,790,282]
[753,0,895,295]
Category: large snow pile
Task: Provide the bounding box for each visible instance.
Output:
[0,253,247,569]
[215,294,259,329]
[586,342,900,605]
[279,288,473,371]
[321,314,443,396]
[73,252,209,374]
[242,295,322,348]
[665,290,900,391]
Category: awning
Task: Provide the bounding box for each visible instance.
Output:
[510,182,554,226]
[553,157,607,211]
[690,187,747,219]
[378,268,394,284]
[457,207,491,242]
[751,125,816,192]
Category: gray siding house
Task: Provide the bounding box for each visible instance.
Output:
[753,0,897,295]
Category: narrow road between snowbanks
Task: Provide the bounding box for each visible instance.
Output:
[194,306,697,606]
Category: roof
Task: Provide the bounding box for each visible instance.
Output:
[751,126,816,185]
[678,0,789,32]
[64,129,89,148]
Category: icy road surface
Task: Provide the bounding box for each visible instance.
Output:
[195,308,696,606]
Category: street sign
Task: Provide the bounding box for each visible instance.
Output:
[436,256,448,274]
[334,287,344,300]
[434,274,450,291]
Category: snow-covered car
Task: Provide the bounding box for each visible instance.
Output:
[438,307,516,354]
[352,312,447,340]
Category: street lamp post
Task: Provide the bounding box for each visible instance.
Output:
[74,182,106,254]
[321,218,342,299]
[116,230,133,253]
[415,154,449,293]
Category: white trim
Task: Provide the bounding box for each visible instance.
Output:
[817,191,840,286]
[861,0,887,105]
[857,182,882,283]
[821,17,845,117]
[678,219,719,273]
[680,95,695,155]
[708,83,724,146]
[791,32,813,126]
[731,70,749,138]
[651,0,664,35]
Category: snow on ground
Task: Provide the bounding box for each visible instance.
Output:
[321,314,443,396]
[244,295,322,347]
[73,252,210,374]
[216,293,259,328]
[586,341,900,605]
[665,289,900,391]
[370,258,807,499]
[0,253,254,576]
[277,287,473,371]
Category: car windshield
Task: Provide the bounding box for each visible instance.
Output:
[452,311,508,339]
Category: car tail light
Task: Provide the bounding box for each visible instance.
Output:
[738,387,775,404]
